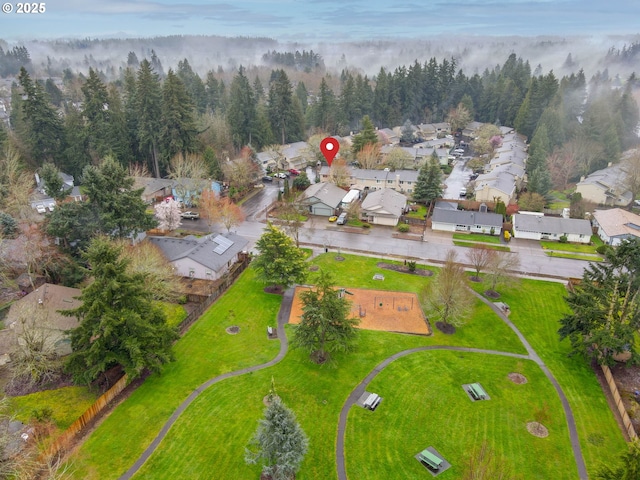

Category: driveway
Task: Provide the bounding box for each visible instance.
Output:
[442,158,473,199]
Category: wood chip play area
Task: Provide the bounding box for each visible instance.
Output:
[288,287,431,335]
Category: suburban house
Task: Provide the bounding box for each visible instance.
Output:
[380,145,447,166]
[2,283,82,358]
[148,232,249,281]
[133,177,175,204]
[431,205,503,235]
[360,188,407,226]
[300,182,345,216]
[377,128,398,144]
[171,178,221,207]
[31,170,82,212]
[512,213,592,243]
[462,121,483,137]
[282,141,310,171]
[575,163,632,207]
[473,174,517,205]
[591,208,640,245]
[319,167,419,195]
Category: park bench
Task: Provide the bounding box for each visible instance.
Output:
[418,449,443,471]
[468,383,487,400]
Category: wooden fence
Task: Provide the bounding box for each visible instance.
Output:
[42,255,251,463]
[44,374,129,460]
[601,364,638,440]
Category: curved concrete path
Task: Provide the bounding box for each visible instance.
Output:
[335,291,588,480]
[118,288,295,480]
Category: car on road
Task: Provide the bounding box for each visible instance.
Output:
[328,215,338,222]
[288,168,301,175]
[262,175,273,182]
[180,211,200,220]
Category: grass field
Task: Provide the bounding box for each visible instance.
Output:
[453,233,503,244]
[540,240,600,254]
[64,254,625,479]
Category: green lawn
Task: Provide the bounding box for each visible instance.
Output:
[453,233,502,244]
[469,279,626,476]
[65,254,624,479]
[347,352,575,479]
[453,241,510,252]
[157,302,187,328]
[545,251,603,262]
[540,240,599,254]
[405,205,427,219]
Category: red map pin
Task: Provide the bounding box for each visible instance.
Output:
[320,137,340,166]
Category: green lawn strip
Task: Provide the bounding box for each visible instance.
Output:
[453,233,502,244]
[157,302,187,328]
[10,386,97,430]
[590,235,604,247]
[453,241,510,252]
[346,351,575,479]
[544,251,603,262]
[405,205,427,219]
[540,241,599,254]
[131,325,525,480]
[470,279,626,475]
[67,268,282,480]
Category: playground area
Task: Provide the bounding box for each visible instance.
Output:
[288,287,431,335]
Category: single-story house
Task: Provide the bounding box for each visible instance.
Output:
[512,213,592,243]
[575,163,632,207]
[133,177,175,204]
[301,182,345,216]
[360,188,407,226]
[431,207,503,235]
[591,208,640,246]
[2,283,82,358]
[148,232,249,281]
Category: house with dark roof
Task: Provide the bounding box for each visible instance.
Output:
[301,182,345,216]
[3,284,82,358]
[431,207,503,235]
[360,188,407,226]
[591,208,640,246]
[133,177,175,204]
[512,213,592,243]
[148,232,249,281]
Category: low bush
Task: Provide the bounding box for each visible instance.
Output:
[397,224,410,233]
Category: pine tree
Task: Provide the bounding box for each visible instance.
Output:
[135,60,163,177]
[268,69,303,144]
[227,66,256,148]
[61,237,178,384]
[160,69,197,163]
[81,68,112,159]
[351,115,378,156]
[245,396,308,480]
[292,269,359,363]
[412,153,443,207]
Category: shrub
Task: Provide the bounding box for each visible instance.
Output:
[407,261,417,272]
[397,223,410,233]
[32,407,53,422]
[0,212,17,238]
[596,244,612,255]
[362,223,371,229]
[559,235,568,243]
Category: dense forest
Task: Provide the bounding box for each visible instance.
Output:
[1,45,639,200]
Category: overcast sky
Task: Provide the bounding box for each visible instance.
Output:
[2,0,639,41]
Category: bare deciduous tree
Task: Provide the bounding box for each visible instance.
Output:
[384,147,413,170]
[217,197,245,232]
[620,149,640,210]
[356,143,382,169]
[486,251,520,297]
[168,152,208,205]
[327,158,351,188]
[0,145,34,219]
[546,148,578,191]
[467,245,495,281]
[128,162,152,178]
[280,199,306,247]
[447,103,472,134]
[198,188,220,228]
[421,250,473,332]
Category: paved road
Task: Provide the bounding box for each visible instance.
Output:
[442,157,473,199]
[335,291,588,480]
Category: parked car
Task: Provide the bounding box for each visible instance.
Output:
[48,202,55,212]
[275,172,289,179]
[180,211,200,220]
[336,212,348,225]
[288,168,301,175]
[328,215,338,222]
[36,204,46,214]
[262,175,273,182]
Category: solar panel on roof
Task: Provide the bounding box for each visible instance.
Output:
[212,234,234,255]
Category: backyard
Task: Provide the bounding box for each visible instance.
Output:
[60,254,624,479]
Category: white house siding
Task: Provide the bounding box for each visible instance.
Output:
[173,256,234,281]
[431,221,456,233]
[309,204,334,216]
[367,215,399,226]
[512,229,540,240]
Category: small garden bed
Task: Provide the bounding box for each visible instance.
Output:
[376,262,434,277]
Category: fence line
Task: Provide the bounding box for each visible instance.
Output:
[601,364,638,440]
[44,374,129,460]
[42,255,251,464]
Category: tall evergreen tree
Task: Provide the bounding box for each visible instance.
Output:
[268,69,303,144]
[176,58,207,115]
[160,69,197,163]
[227,66,257,148]
[245,396,308,480]
[135,60,163,177]
[61,237,178,384]
[413,153,443,207]
[308,77,337,133]
[351,115,378,156]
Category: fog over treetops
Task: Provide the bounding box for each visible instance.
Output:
[2,33,639,81]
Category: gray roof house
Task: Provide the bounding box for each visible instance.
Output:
[133,177,175,204]
[360,188,407,226]
[301,182,345,216]
[149,232,249,281]
[431,207,503,235]
[591,208,640,246]
[512,213,592,244]
[319,167,420,195]
[575,163,633,207]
